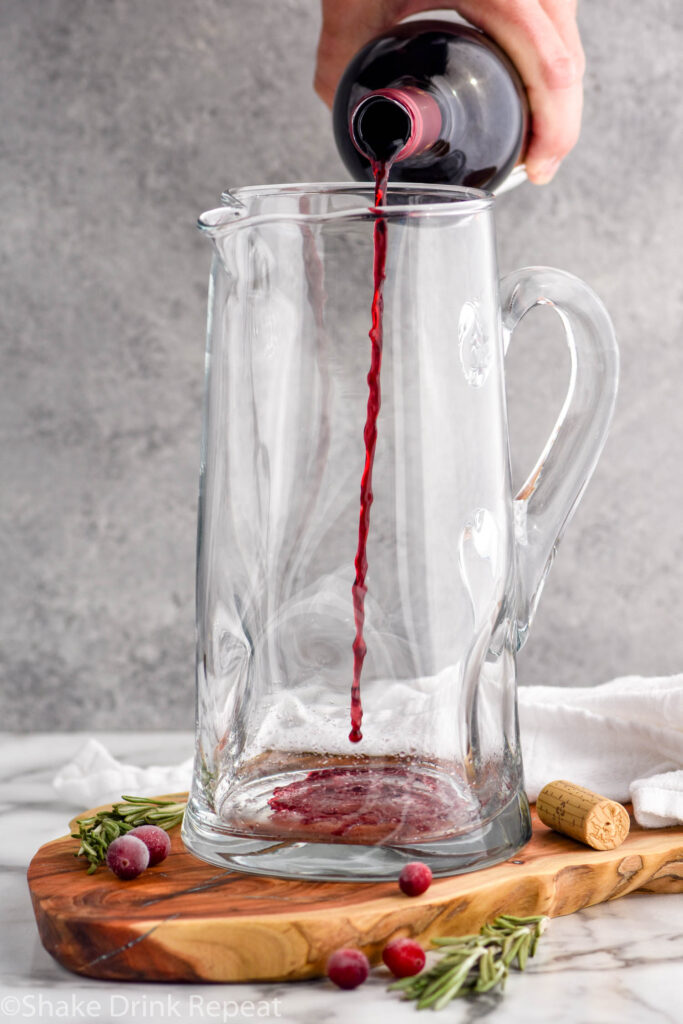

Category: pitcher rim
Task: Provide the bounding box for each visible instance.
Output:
[198,181,493,235]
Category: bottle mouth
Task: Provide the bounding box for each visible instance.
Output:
[350,88,443,164]
[352,95,413,163]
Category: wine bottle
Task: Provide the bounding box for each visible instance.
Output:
[333,19,530,192]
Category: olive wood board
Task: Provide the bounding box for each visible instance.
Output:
[27,794,683,983]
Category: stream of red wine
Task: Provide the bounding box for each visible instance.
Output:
[348,159,391,743]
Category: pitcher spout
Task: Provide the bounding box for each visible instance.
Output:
[197,197,247,237]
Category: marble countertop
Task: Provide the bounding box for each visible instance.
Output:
[1,732,680,1024]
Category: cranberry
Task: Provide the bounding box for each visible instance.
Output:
[326,948,370,990]
[106,834,149,880]
[127,825,171,866]
[382,937,426,978]
[398,861,433,896]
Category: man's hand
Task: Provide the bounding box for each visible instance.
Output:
[315,0,585,184]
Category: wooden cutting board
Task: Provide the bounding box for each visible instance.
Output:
[27,796,683,983]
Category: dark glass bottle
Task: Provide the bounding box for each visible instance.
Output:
[333,20,530,191]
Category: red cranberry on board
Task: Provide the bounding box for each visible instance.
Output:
[105,834,149,880]
[127,824,171,866]
[326,948,370,990]
[382,937,426,978]
[398,861,433,896]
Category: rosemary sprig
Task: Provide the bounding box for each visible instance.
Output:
[71,795,187,873]
[389,914,549,1009]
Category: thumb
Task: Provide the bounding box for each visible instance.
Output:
[314,0,453,107]
[314,1,383,107]
[315,0,441,107]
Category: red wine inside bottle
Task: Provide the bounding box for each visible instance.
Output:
[333,20,529,191]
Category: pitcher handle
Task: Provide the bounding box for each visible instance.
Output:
[500,267,619,649]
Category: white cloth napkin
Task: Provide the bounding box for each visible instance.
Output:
[53,739,193,807]
[518,674,683,826]
[53,674,683,828]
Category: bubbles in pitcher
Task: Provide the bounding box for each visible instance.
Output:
[459,300,491,387]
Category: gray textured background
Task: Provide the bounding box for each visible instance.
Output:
[2,1,681,730]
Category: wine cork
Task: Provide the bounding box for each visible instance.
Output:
[536,780,630,850]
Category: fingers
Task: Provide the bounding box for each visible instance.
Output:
[526,0,585,180]
[454,0,585,183]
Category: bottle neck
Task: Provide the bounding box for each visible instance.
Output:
[350,87,443,164]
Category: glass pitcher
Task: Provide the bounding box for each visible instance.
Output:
[181,183,618,881]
